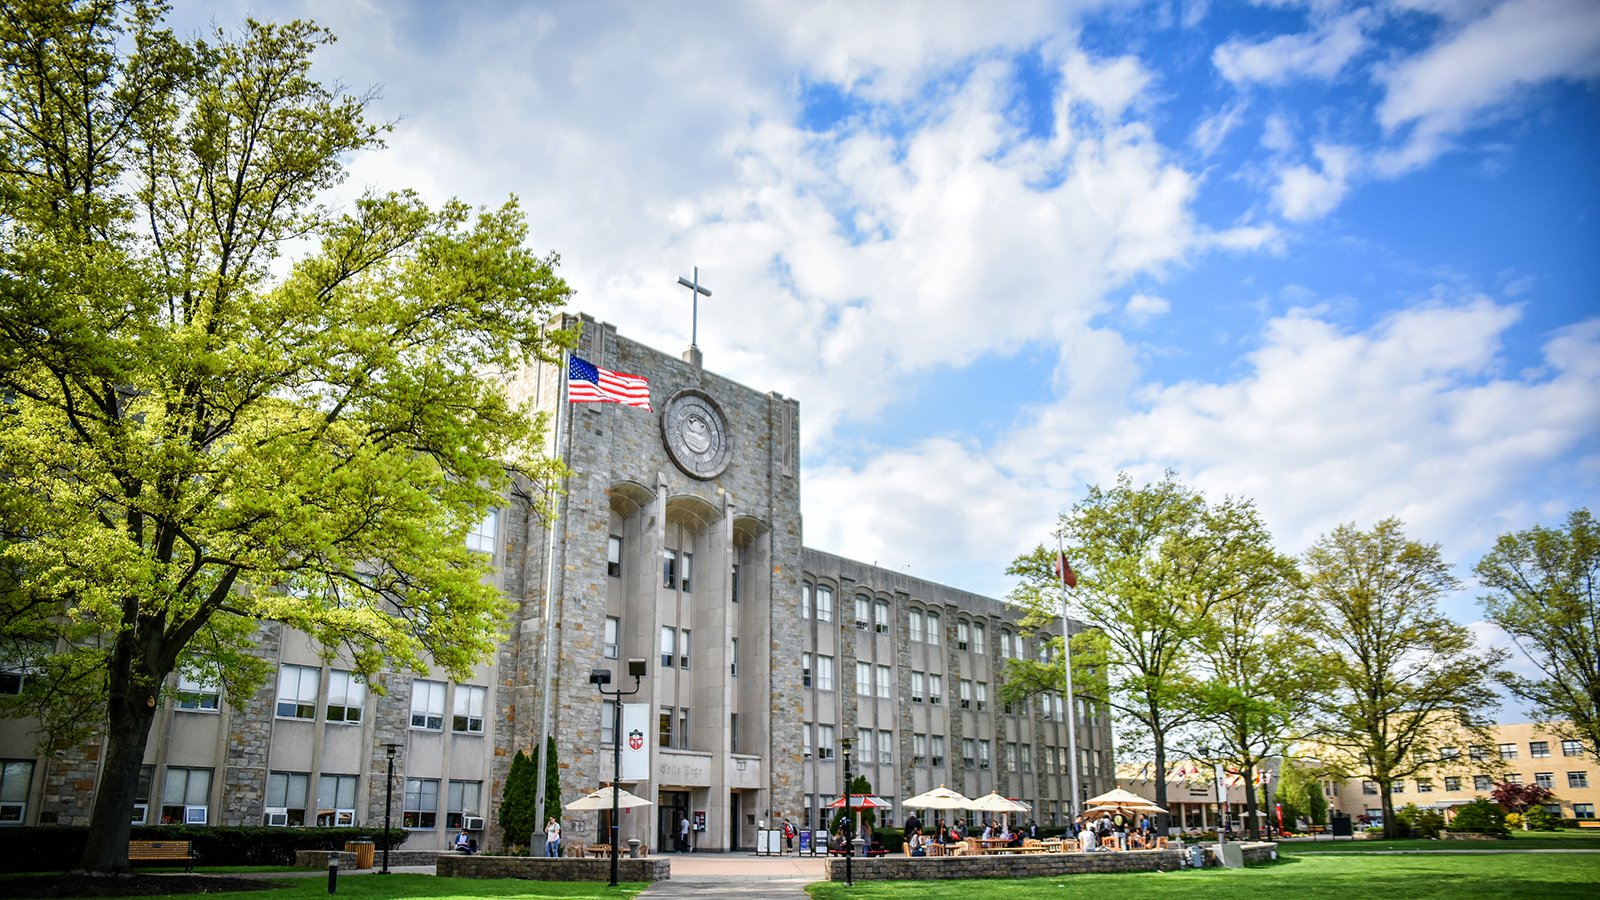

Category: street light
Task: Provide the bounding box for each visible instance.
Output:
[840,736,853,887]
[381,742,399,874]
[591,658,646,888]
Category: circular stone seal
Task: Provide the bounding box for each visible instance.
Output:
[660,389,732,480]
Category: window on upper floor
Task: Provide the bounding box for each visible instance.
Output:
[1474,775,1493,791]
[928,673,943,704]
[926,611,941,645]
[607,536,623,578]
[175,672,220,712]
[876,665,892,699]
[276,664,319,720]
[1563,740,1586,757]
[1498,743,1518,759]
[930,735,945,768]
[816,655,834,692]
[1570,771,1590,789]
[817,724,836,760]
[874,599,890,633]
[410,679,445,730]
[660,626,676,670]
[910,671,924,702]
[855,594,871,627]
[466,508,498,554]
[1536,772,1555,789]
[1530,741,1550,758]
[957,620,970,650]
[663,550,678,590]
[802,583,812,619]
[731,563,740,603]
[908,609,924,642]
[973,621,985,654]
[161,767,211,825]
[453,684,486,734]
[325,670,365,723]
[1444,776,1461,791]
[680,552,693,593]
[856,662,872,697]
[815,585,834,622]
[878,729,894,765]
[604,617,619,659]
[403,778,438,828]
[265,771,309,826]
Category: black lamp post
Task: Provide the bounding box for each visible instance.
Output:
[841,736,853,887]
[381,742,398,874]
[591,658,646,888]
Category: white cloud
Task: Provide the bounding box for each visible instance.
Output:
[1125,292,1172,324]
[1375,0,1600,174]
[1213,12,1370,86]
[1191,100,1250,157]
[1273,144,1358,221]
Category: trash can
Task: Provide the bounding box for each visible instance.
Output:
[628,838,641,858]
[344,841,375,870]
[1187,845,1206,869]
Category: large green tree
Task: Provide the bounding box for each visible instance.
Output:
[1475,509,1600,760]
[1298,519,1504,838]
[1003,472,1289,826]
[0,2,571,872]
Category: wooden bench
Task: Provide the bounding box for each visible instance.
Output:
[129,840,194,872]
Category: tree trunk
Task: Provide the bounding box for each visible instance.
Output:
[1152,736,1171,836]
[1242,763,1261,839]
[75,663,163,873]
[1380,783,1397,840]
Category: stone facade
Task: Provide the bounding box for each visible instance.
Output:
[0,313,1113,853]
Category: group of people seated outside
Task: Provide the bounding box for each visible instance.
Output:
[1069,811,1168,851]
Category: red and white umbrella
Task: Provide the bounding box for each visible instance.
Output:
[826,794,893,838]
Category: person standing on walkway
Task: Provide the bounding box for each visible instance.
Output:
[544,816,561,857]
[782,818,796,854]
[679,813,691,852]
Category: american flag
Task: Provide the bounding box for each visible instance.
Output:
[568,355,652,411]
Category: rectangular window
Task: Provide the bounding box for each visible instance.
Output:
[403,778,438,829]
[679,629,691,668]
[663,549,678,589]
[815,585,834,622]
[453,684,487,734]
[161,767,211,825]
[973,621,986,654]
[466,508,498,554]
[317,774,358,827]
[446,780,481,830]
[979,740,991,770]
[681,552,693,593]
[1393,781,1405,793]
[600,702,616,745]
[1444,776,1461,791]
[410,679,445,730]
[874,599,890,633]
[132,766,152,825]
[818,724,836,761]
[1536,772,1555,789]
[1416,779,1433,793]
[1564,740,1585,757]
[856,662,872,696]
[0,760,34,825]
[1570,771,1590,789]
[677,707,688,748]
[730,638,738,677]
[731,563,740,603]
[265,771,309,826]
[1005,742,1017,770]
[1531,741,1550,758]
[604,617,620,659]
[957,620,971,650]
[276,664,319,720]
[931,735,945,768]
[926,611,941,645]
[659,706,674,747]
[878,729,894,765]
[857,727,873,760]
[816,655,835,692]
[1576,803,1596,820]
[1499,743,1518,759]
[959,679,972,709]
[803,723,813,758]
[1363,781,1378,795]
[910,671,924,702]
[802,652,813,688]
[976,682,988,711]
[1506,773,1524,785]
[1473,775,1493,791]
[913,733,926,766]
[730,713,739,754]
[876,665,892,699]
[1440,746,1460,760]
[928,673,942,705]
[802,583,812,619]
[909,609,924,643]
[608,535,623,577]
[855,594,871,626]
[660,626,676,670]
[962,738,975,769]
[325,670,366,723]
[175,672,220,712]
[1469,745,1488,761]
[1020,744,1032,772]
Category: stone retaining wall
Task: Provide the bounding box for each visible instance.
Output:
[1441,831,1510,842]
[294,851,356,869]
[825,843,1279,881]
[436,854,671,882]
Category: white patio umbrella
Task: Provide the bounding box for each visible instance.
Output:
[563,786,654,811]
[967,791,1031,832]
[903,785,972,839]
[1084,788,1167,814]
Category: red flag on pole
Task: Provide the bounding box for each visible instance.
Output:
[1054,552,1077,588]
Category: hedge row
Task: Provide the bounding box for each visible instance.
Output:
[0,826,409,873]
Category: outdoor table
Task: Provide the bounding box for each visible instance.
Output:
[586,845,611,858]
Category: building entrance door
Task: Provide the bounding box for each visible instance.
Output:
[660,790,689,852]
[729,792,741,851]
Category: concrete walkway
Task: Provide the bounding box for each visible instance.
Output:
[638,853,823,898]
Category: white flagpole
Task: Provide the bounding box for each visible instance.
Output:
[533,349,571,840]
[1058,534,1082,821]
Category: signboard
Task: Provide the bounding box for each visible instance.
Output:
[621,703,649,780]
[693,810,707,831]
[798,830,812,853]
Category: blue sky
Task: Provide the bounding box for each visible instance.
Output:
[182,1,1599,705]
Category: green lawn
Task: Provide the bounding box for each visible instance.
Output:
[3,874,648,900]
[1282,828,1600,853]
[805,854,1600,899]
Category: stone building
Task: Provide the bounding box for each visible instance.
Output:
[0,314,1113,851]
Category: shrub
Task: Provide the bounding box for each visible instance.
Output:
[1504,812,1525,829]
[1449,798,1510,836]
[1397,804,1444,838]
[1523,806,1561,831]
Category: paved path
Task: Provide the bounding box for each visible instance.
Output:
[638,853,824,899]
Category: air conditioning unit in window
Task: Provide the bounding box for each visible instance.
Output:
[131,803,148,825]
[463,816,485,831]
[186,807,208,825]
[265,810,289,827]
[856,620,868,630]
